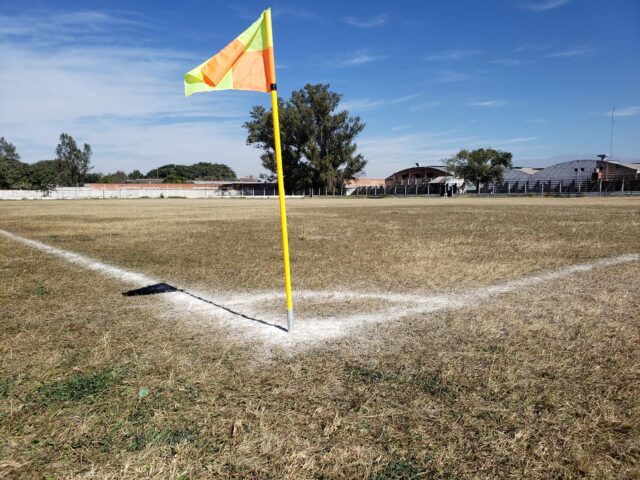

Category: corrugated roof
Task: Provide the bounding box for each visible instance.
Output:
[531,160,597,181]
[503,168,533,181]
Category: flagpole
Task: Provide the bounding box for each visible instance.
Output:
[265,9,294,332]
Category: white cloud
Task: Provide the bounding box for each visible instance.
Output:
[0,11,146,38]
[342,94,422,113]
[391,125,413,132]
[0,11,265,176]
[468,100,508,107]
[609,105,640,117]
[339,50,388,66]
[545,45,597,58]
[342,13,389,27]
[523,0,571,12]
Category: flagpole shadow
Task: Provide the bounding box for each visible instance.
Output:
[123,283,287,332]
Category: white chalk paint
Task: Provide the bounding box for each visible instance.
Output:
[2,228,638,348]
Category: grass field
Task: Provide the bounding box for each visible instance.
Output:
[1,196,639,478]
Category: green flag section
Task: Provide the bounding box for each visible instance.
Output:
[184,9,274,96]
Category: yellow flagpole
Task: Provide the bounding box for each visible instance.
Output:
[265,9,294,332]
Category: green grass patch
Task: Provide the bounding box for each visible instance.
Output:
[35,369,118,402]
[0,377,10,398]
[346,364,457,400]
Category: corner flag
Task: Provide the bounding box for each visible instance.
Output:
[184,9,295,332]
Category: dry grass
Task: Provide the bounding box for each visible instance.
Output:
[1,196,638,294]
[1,196,639,478]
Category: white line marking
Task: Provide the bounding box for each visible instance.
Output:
[2,228,638,348]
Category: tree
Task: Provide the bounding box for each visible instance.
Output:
[0,137,29,189]
[149,162,236,181]
[84,172,104,183]
[243,83,367,191]
[112,170,128,183]
[28,160,59,191]
[445,148,513,192]
[55,133,92,186]
[163,173,184,184]
[128,169,144,180]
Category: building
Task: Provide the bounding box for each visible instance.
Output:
[502,168,535,182]
[530,159,639,182]
[385,166,449,186]
[596,161,640,180]
[344,178,386,188]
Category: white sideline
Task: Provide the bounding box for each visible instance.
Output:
[2,228,638,347]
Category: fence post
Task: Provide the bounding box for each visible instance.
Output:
[621,179,624,193]
[404,185,407,195]
[599,180,602,194]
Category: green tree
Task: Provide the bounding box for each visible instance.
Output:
[28,160,59,191]
[128,169,144,180]
[84,172,104,183]
[110,170,128,183]
[243,83,366,191]
[149,163,236,181]
[55,133,92,186]
[163,173,184,184]
[445,148,513,192]
[0,137,30,189]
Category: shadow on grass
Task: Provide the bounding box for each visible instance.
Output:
[123,283,287,332]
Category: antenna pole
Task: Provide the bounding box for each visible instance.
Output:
[609,106,615,162]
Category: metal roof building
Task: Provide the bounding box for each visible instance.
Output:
[530,159,638,181]
[502,168,534,182]
[530,160,598,181]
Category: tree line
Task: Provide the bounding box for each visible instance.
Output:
[0,134,92,190]
[0,135,237,190]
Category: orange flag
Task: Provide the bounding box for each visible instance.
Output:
[184,9,274,95]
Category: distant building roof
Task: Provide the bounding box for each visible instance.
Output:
[429,175,463,186]
[515,167,543,175]
[531,159,597,181]
[345,178,386,187]
[127,178,163,184]
[503,168,534,181]
[385,165,448,182]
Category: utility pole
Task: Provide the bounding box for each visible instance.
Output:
[609,106,615,162]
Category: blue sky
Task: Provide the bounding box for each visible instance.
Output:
[1,0,638,177]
